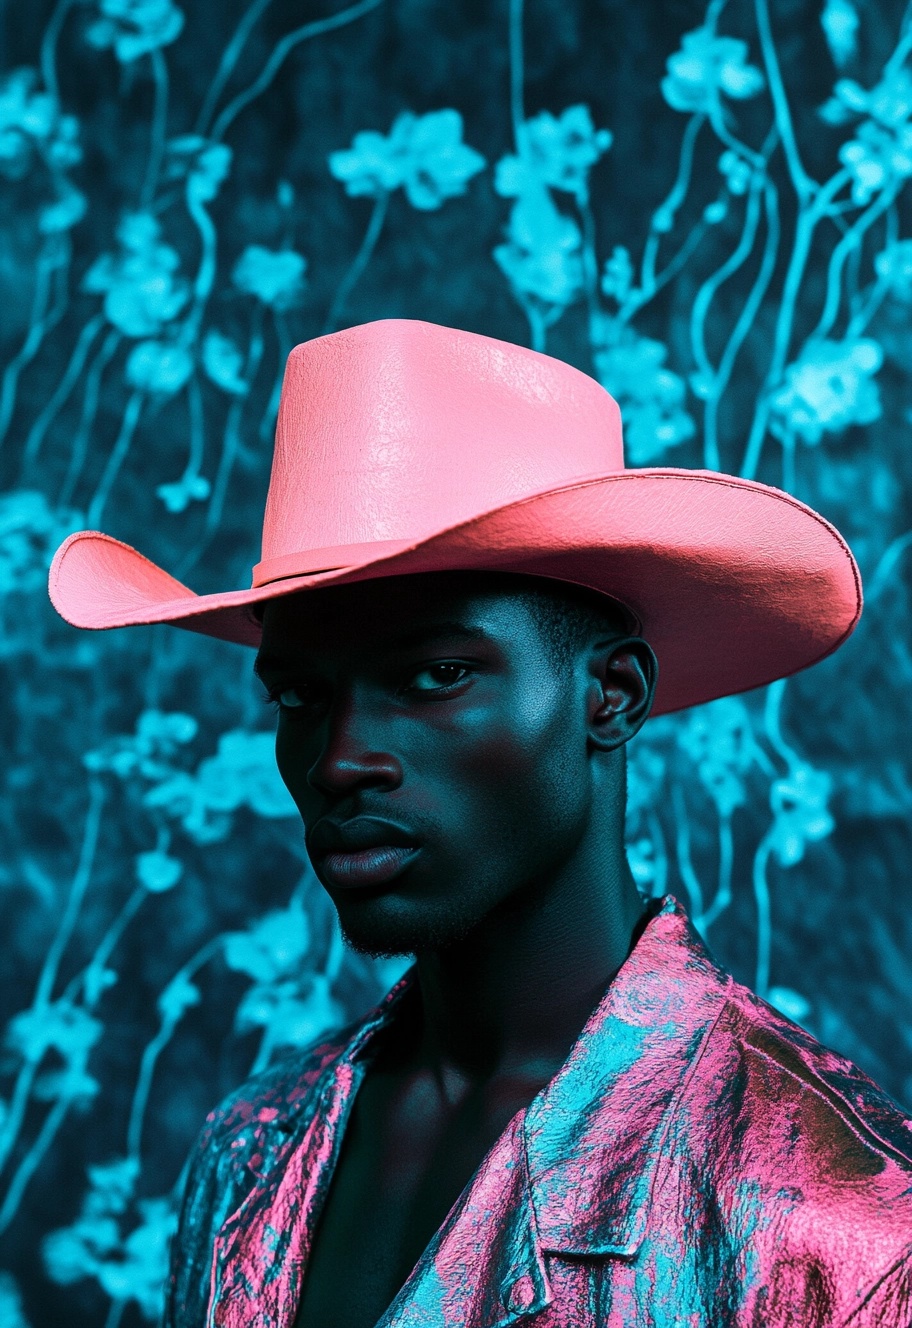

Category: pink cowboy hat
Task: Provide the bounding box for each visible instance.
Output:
[48,318,861,716]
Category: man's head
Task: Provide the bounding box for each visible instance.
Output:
[253,571,656,957]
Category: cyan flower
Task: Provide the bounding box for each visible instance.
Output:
[235,974,342,1052]
[718,149,752,195]
[155,473,210,513]
[83,213,189,337]
[39,185,87,234]
[0,490,81,596]
[875,239,912,300]
[86,0,185,63]
[195,729,297,819]
[769,763,835,866]
[593,328,695,465]
[600,246,634,303]
[43,1164,175,1322]
[165,134,232,204]
[83,709,197,780]
[141,770,231,844]
[135,850,182,892]
[43,1214,120,1285]
[494,105,612,202]
[770,338,883,444]
[329,109,486,210]
[820,0,859,69]
[33,1063,101,1104]
[0,1273,30,1328]
[677,697,756,817]
[0,68,82,179]
[141,728,295,842]
[224,901,310,983]
[85,1158,139,1214]
[156,973,200,1023]
[493,185,583,308]
[6,1000,102,1066]
[661,26,764,117]
[231,246,307,309]
[828,67,912,129]
[767,986,812,1025]
[202,330,248,394]
[125,339,193,394]
[103,1197,174,1319]
[839,119,912,203]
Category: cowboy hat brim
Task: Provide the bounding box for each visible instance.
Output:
[48,467,861,717]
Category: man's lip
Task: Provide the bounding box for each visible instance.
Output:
[318,844,422,890]
[307,816,421,857]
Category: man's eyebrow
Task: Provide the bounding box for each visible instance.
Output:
[252,622,491,679]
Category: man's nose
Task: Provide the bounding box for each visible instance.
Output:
[306,687,403,796]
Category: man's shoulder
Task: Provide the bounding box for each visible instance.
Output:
[690,971,912,1206]
[724,977,911,1152]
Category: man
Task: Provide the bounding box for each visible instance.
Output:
[49,320,911,1326]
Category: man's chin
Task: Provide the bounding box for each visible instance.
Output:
[335,895,486,958]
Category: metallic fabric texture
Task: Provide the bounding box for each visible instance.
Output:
[165,895,912,1327]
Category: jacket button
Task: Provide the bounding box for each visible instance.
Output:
[505,1274,535,1312]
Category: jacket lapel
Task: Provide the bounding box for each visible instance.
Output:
[378,1113,552,1328]
[525,897,731,1257]
[207,975,415,1328]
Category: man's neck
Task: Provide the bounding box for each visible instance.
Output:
[409,832,648,1093]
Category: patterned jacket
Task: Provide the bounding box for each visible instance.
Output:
[164,895,912,1327]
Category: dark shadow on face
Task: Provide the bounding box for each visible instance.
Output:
[253,571,637,958]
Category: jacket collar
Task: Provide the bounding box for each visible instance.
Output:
[211,896,732,1327]
[522,893,731,1257]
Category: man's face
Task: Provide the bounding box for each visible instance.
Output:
[254,573,605,957]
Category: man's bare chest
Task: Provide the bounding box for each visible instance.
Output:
[293,1063,536,1328]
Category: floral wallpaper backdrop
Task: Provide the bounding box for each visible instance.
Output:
[1,0,911,1322]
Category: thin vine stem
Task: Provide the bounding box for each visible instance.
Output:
[126,937,224,1167]
[86,391,144,529]
[40,0,77,104]
[752,831,774,997]
[0,782,104,1179]
[700,810,734,932]
[0,238,69,449]
[809,185,900,345]
[20,313,104,475]
[753,0,812,201]
[211,0,385,142]
[672,784,705,920]
[59,329,121,509]
[740,169,852,479]
[141,48,170,209]
[322,190,389,335]
[706,177,780,472]
[0,1095,70,1234]
[195,0,274,135]
[508,0,525,145]
[34,780,106,1010]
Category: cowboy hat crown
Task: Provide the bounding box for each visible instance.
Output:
[48,318,862,715]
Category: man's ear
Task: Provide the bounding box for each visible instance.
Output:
[586,636,658,751]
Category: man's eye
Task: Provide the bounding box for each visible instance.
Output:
[408,663,470,692]
[264,685,320,711]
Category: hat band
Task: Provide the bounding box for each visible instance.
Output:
[251,538,418,588]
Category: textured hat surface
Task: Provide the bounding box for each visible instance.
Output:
[48,318,862,715]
